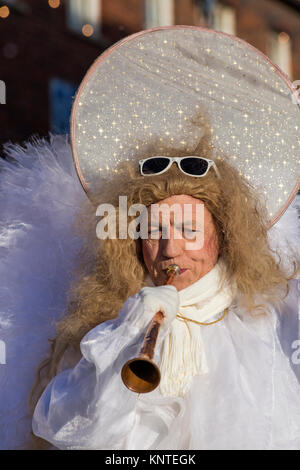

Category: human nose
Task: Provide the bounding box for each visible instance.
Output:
[161,227,183,258]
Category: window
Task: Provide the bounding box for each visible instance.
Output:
[214,2,236,36]
[0,340,6,365]
[0,0,29,14]
[49,78,77,134]
[0,80,6,105]
[267,31,293,80]
[66,0,101,39]
[144,0,175,29]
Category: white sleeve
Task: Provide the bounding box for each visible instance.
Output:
[32,294,161,450]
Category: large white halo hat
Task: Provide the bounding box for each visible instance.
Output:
[70,25,299,227]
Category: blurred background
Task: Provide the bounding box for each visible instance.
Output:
[0,0,299,152]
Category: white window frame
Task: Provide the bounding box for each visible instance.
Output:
[0,80,6,105]
[144,0,175,29]
[214,2,236,36]
[268,30,293,80]
[66,0,101,39]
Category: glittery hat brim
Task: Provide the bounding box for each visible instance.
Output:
[71,26,300,225]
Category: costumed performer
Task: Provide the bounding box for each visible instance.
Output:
[0,26,299,450]
[31,26,300,450]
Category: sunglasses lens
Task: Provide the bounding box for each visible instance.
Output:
[141,158,170,175]
[180,158,209,176]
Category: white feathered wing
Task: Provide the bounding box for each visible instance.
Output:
[0,134,87,449]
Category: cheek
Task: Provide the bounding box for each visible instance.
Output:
[190,231,219,262]
[142,240,157,268]
[204,231,219,261]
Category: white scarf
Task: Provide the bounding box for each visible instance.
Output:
[158,259,236,397]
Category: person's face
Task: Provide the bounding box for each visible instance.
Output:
[142,194,219,291]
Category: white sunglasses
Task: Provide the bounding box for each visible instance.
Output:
[139,156,220,179]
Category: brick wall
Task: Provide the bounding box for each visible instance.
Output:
[0,0,299,152]
[233,0,300,80]
[0,0,108,149]
[102,0,143,38]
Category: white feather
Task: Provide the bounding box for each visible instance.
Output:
[268,194,300,278]
[0,134,87,449]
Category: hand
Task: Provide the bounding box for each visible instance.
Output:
[139,285,179,332]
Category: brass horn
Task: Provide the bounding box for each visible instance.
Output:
[121,264,180,393]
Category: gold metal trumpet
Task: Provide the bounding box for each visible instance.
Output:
[121,264,180,393]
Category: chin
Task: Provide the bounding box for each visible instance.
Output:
[152,270,195,289]
[173,279,190,291]
[172,272,194,290]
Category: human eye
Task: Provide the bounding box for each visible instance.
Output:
[183,225,201,239]
[183,224,199,233]
[148,226,161,239]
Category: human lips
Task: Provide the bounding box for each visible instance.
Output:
[161,265,189,275]
[179,268,188,275]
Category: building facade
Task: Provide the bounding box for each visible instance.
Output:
[0,0,299,149]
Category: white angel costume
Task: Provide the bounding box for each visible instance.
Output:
[31,257,300,450]
[1,26,300,450]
